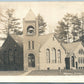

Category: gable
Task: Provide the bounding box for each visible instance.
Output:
[2,35,15,49]
[11,34,23,47]
[24,9,36,21]
[38,33,53,48]
[62,42,80,53]
[1,34,23,50]
[74,42,84,56]
[40,33,65,52]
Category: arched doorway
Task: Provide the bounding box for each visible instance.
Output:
[28,54,35,67]
[65,57,70,69]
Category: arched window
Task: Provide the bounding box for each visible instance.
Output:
[58,49,61,63]
[3,51,8,64]
[78,57,83,64]
[14,49,17,64]
[52,48,56,63]
[27,26,35,35]
[72,56,75,67]
[46,49,50,63]
[78,57,80,64]
[81,57,83,64]
[8,49,14,64]
[79,49,84,55]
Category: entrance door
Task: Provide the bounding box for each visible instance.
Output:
[28,54,35,67]
[65,58,70,69]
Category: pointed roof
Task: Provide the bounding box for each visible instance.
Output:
[2,34,23,48]
[10,34,23,47]
[62,41,81,53]
[24,9,36,21]
[38,33,53,48]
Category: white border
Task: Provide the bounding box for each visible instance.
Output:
[0,76,84,82]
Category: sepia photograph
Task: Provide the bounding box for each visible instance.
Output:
[0,1,83,76]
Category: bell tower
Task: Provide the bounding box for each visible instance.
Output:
[23,9,39,36]
[23,9,39,71]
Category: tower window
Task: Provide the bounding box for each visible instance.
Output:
[32,41,34,49]
[27,26,35,35]
[28,41,34,50]
[28,41,31,50]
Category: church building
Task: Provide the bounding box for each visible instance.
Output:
[0,9,84,71]
[62,41,84,70]
[0,34,23,71]
[23,9,66,71]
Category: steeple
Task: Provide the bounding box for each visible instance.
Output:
[23,9,39,71]
[23,9,39,36]
[24,9,36,21]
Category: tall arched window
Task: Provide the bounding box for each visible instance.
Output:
[27,26,35,35]
[8,49,14,64]
[72,56,75,67]
[52,48,56,63]
[58,49,61,63]
[79,49,84,55]
[78,57,80,64]
[81,57,82,64]
[14,49,17,64]
[46,49,50,63]
[3,51,8,64]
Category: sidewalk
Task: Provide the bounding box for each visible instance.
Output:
[20,69,33,76]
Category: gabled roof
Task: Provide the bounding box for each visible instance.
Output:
[1,33,63,50]
[0,34,23,50]
[11,33,53,48]
[24,9,36,21]
[62,41,81,53]
[10,34,23,47]
[38,33,53,48]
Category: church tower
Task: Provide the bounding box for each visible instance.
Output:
[23,9,40,71]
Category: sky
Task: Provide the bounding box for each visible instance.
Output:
[0,2,84,32]
[0,2,84,46]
